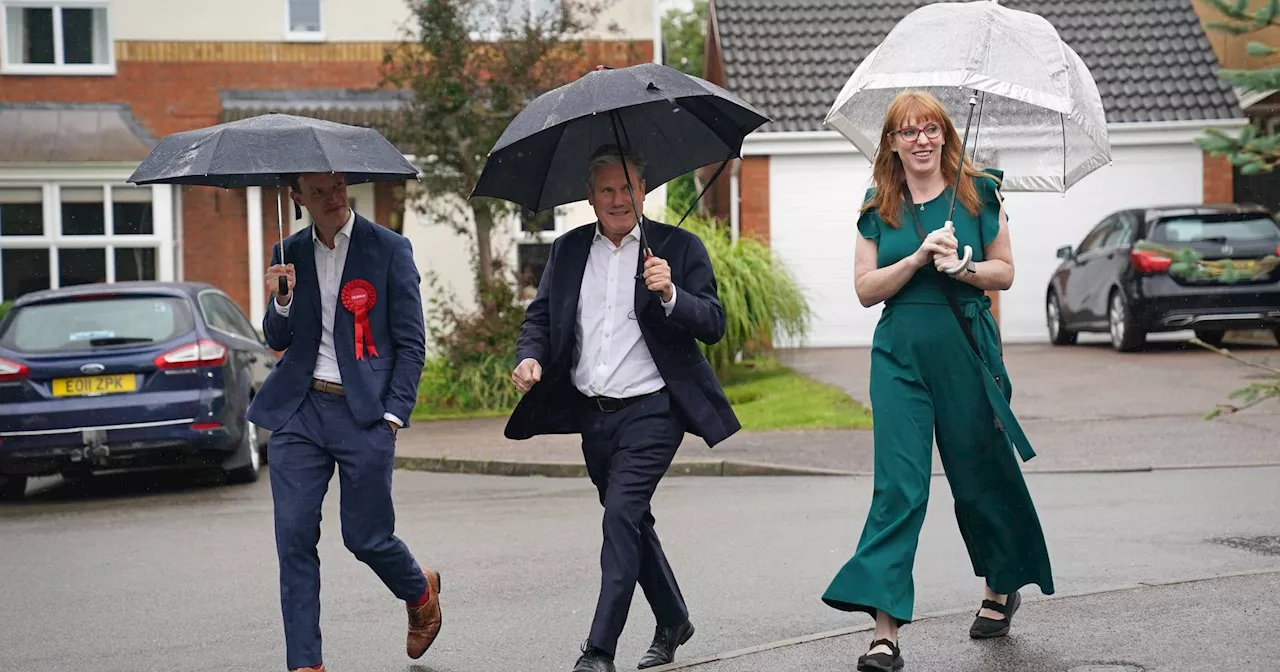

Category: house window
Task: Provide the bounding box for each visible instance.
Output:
[1,1,112,75]
[0,184,165,302]
[285,0,323,40]
[470,0,558,41]
[514,207,560,301]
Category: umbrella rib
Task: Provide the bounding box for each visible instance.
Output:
[533,124,572,212]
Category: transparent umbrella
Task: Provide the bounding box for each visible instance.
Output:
[824,0,1111,273]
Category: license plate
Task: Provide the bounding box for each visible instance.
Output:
[51,374,139,397]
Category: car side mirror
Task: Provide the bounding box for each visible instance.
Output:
[1056,245,1074,260]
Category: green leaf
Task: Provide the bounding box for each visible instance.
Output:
[1196,134,1238,154]
[1207,20,1253,35]
[1234,0,1250,15]
[1254,1,1277,26]
[1240,161,1271,175]
[1246,41,1278,57]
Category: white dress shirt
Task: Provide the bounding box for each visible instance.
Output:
[274,210,403,426]
[571,223,677,399]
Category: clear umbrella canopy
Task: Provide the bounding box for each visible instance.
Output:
[825,0,1111,193]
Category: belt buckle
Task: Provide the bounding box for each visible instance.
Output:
[592,397,619,413]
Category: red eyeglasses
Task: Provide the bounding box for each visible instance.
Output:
[890,123,943,141]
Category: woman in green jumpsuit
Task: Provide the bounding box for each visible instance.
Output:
[822,91,1054,672]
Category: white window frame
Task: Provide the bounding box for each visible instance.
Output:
[0,180,173,302]
[0,0,114,76]
[284,0,324,42]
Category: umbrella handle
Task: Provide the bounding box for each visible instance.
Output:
[937,221,973,275]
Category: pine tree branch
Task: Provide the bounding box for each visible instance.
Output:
[1190,338,1280,375]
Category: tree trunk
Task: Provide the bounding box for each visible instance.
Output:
[471,203,496,283]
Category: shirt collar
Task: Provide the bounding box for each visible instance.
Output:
[312,209,356,245]
[593,220,642,244]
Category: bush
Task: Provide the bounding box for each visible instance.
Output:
[673,212,812,377]
[417,267,524,413]
[0,301,10,322]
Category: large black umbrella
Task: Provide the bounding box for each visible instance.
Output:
[128,113,418,294]
[470,63,770,254]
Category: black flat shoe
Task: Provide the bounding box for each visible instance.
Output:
[856,638,903,672]
[969,590,1021,639]
[637,620,695,669]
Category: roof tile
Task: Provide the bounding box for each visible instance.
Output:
[711,0,1243,132]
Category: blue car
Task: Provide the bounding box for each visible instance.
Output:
[0,282,274,500]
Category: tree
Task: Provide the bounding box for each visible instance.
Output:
[1196,0,1280,176]
[661,0,708,216]
[381,0,629,287]
[1193,0,1280,418]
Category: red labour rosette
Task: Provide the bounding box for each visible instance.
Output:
[340,279,380,360]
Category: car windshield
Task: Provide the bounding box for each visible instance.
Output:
[0,296,196,354]
[1150,215,1280,245]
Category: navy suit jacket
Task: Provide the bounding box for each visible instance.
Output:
[504,218,741,448]
[245,214,426,431]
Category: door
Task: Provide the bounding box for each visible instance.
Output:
[198,292,267,431]
[1086,211,1137,318]
[1062,217,1115,326]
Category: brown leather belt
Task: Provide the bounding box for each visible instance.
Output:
[311,378,344,396]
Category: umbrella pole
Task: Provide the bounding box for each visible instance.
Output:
[941,91,982,276]
[608,111,658,290]
[276,188,288,295]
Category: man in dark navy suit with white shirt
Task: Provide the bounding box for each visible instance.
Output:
[247,172,441,672]
[507,145,740,672]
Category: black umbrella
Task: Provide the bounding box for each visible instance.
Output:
[470,63,770,255]
[128,113,418,294]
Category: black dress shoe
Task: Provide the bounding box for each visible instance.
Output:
[969,590,1021,638]
[637,620,695,669]
[572,644,616,672]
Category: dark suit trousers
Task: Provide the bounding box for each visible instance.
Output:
[269,388,428,669]
[582,389,689,657]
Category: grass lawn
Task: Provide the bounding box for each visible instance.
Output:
[411,358,871,430]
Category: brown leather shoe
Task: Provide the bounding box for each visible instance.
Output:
[406,569,442,659]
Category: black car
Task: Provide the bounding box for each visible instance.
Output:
[0,282,274,500]
[1046,203,1280,352]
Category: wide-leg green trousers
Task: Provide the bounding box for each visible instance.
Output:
[822,298,1055,625]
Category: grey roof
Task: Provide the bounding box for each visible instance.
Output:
[219,89,409,127]
[710,0,1244,132]
[0,103,156,162]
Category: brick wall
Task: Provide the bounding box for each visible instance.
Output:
[1202,152,1234,204]
[739,156,770,243]
[0,39,652,315]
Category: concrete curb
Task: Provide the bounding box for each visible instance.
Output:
[393,456,858,478]
[649,566,1280,671]
[393,457,1280,478]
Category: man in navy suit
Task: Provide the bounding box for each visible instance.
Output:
[246,172,441,672]
[507,145,741,672]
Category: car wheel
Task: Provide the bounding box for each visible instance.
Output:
[1194,329,1226,347]
[0,474,28,502]
[224,422,261,485]
[1273,327,1280,347]
[1046,292,1077,346]
[1109,290,1145,352]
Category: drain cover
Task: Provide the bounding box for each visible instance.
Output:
[1068,665,1145,672]
[1211,535,1280,556]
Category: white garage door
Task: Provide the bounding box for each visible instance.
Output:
[769,143,1205,347]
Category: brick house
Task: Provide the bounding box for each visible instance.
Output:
[0,0,660,321]
[698,0,1253,346]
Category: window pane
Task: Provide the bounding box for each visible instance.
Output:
[2,248,51,301]
[61,187,105,235]
[61,7,108,65]
[9,7,55,64]
[0,296,196,354]
[112,187,154,235]
[114,247,156,282]
[516,243,551,300]
[289,0,321,32]
[0,188,44,236]
[58,248,106,287]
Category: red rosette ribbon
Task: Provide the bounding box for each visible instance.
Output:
[340,279,379,360]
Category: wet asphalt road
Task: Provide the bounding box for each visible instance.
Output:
[2,465,1279,672]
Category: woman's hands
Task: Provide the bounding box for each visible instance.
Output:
[911,224,959,269]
